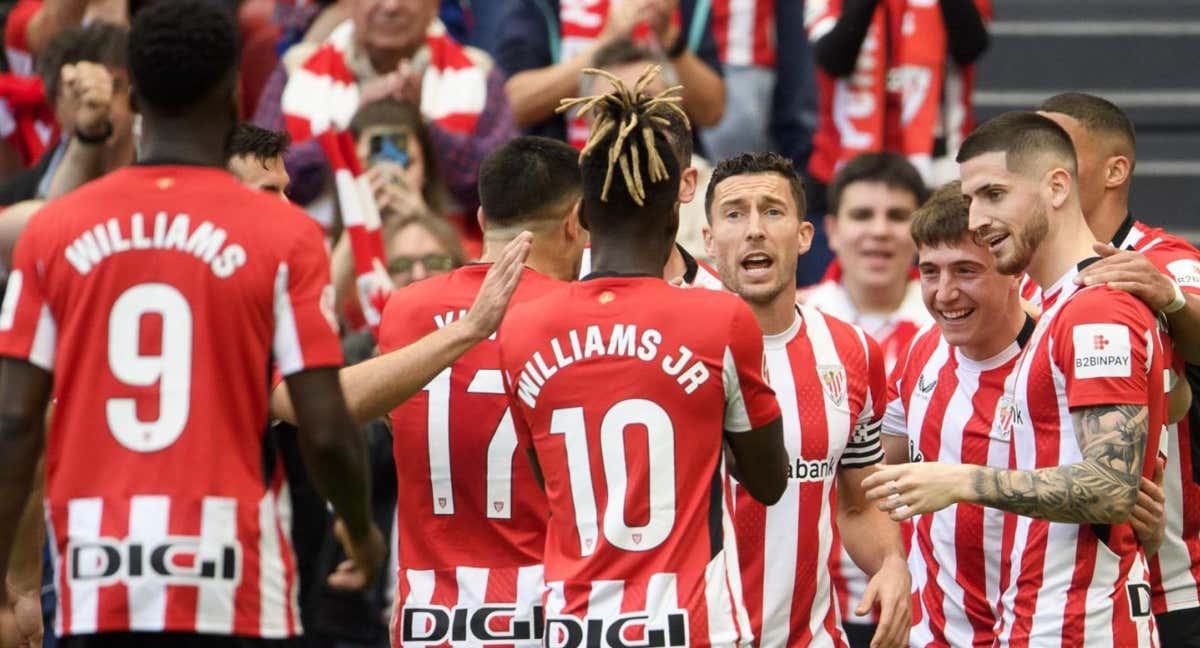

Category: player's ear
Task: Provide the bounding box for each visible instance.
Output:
[476,206,486,233]
[563,199,582,242]
[1047,167,1072,210]
[678,167,699,204]
[796,218,814,257]
[1105,155,1132,190]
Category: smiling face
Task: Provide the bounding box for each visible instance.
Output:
[352,0,438,61]
[704,172,812,305]
[918,236,1021,357]
[960,152,1049,276]
[825,180,920,291]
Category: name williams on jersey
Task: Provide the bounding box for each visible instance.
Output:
[512,324,711,408]
[64,212,246,278]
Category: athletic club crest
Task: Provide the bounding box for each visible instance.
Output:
[992,396,1022,442]
[818,365,847,408]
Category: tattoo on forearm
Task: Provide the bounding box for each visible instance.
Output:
[968,404,1147,523]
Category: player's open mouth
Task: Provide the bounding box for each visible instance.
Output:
[939,308,975,322]
[741,252,774,276]
[985,233,1009,253]
[861,249,894,260]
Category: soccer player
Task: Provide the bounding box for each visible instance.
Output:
[881,182,1034,646]
[377,135,587,646]
[227,123,292,201]
[702,151,910,648]
[498,67,788,647]
[800,151,930,645]
[1038,92,1200,645]
[0,2,385,646]
[864,112,1166,645]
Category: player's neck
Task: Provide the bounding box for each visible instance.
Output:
[482,233,575,281]
[959,297,1026,361]
[1028,208,1099,289]
[662,245,686,281]
[589,237,673,277]
[138,116,231,168]
[749,286,800,336]
[843,276,907,316]
[1084,191,1131,245]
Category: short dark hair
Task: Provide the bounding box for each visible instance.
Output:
[129,0,240,116]
[705,152,807,220]
[827,152,929,215]
[227,123,290,164]
[910,181,973,250]
[37,23,128,102]
[956,111,1078,175]
[349,98,444,214]
[1039,92,1136,152]
[587,41,692,166]
[479,136,580,227]
[562,67,684,234]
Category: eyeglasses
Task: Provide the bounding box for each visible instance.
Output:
[387,254,456,275]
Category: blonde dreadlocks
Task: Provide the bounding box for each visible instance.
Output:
[556,65,689,206]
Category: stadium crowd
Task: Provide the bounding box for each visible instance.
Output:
[0,1,1197,648]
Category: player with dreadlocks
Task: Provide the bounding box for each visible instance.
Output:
[498,67,788,647]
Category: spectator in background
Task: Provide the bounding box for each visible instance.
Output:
[385,213,465,288]
[798,0,990,284]
[0,21,130,205]
[800,151,931,648]
[254,0,515,213]
[702,0,816,172]
[496,0,725,147]
[227,122,292,200]
[349,98,446,229]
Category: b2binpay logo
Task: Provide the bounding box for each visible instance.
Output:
[401,604,543,644]
[545,610,689,648]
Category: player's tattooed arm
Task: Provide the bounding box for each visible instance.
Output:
[865,404,1148,525]
[966,404,1146,523]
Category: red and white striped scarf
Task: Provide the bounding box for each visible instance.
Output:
[281,18,486,330]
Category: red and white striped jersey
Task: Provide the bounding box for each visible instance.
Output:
[882,317,1034,647]
[0,165,344,638]
[996,262,1164,647]
[1021,217,1200,614]
[801,276,930,623]
[499,276,781,647]
[710,0,776,68]
[377,265,565,647]
[733,304,885,647]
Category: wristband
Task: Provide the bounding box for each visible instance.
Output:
[74,121,113,145]
[1163,281,1187,314]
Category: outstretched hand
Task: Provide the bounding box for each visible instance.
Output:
[463,232,533,341]
[862,462,971,521]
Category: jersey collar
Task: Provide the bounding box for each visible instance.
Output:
[762,305,803,349]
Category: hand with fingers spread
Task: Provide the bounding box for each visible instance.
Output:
[1131,456,1166,556]
[461,232,533,342]
[366,165,427,220]
[1075,242,1177,312]
[61,62,115,141]
[326,518,387,591]
[857,554,911,648]
[862,462,972,521]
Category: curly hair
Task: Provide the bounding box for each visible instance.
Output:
[129,0,240,116]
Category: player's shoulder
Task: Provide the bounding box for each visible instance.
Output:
[1056,284,1156,331]
[898,321,944,369]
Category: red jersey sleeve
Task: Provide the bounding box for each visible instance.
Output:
[843,328,885,467]
[804,0,843,42]
[272,223,342,376]
[1143,239,1200,298]
[0,218,55,370]
[1052,290,1158,409]
[4,0,40,74]
[881,334,914,438]
[722,299,779,433]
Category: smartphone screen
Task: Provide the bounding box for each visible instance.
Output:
[369,131,410,167]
